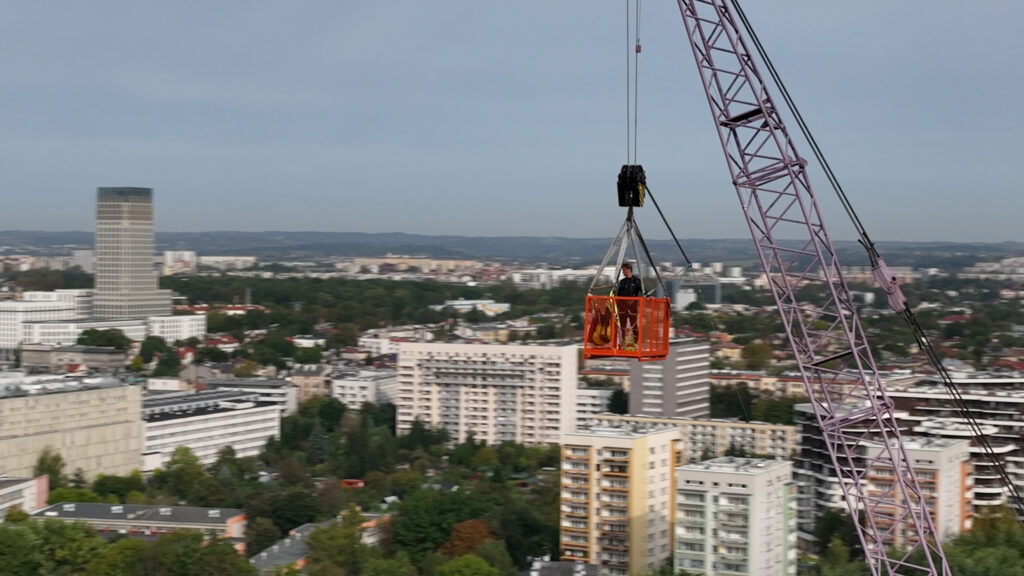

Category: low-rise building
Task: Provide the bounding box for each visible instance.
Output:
[0,475,49,518]
[205,378,298,416]
[291,364,330,403]
[32,502,246,548]
[141,390,280,472]
[19,344,128,374]
[148,314,207,343]
[331,368,397,409]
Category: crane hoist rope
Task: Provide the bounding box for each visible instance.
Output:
[728,0,1024,522]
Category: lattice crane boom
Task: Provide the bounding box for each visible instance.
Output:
[674,2,950,574]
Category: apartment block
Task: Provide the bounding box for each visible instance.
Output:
[396,342,578,445]
[0,300,77,362]
[629,338,710,419]
[147,314,207,343]
[560,425,679,576]
[575,387,614,431]
[863,437,972,548]
[887,379,1024,511]
[141,390,280,472]
[596,413,797,462]
[674,458,797,575]
[0,375,142,478]
[331,368,396,409]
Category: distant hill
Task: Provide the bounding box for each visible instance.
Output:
[0,230,1021,270]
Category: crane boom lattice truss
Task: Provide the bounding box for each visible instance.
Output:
[675,2,951,575]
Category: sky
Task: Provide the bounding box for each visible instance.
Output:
[2,1,1023,242]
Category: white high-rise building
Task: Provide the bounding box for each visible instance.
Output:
[675,457,797,576]
[93,187,171,320]
[396,342,578,445]
[629,338,711,418]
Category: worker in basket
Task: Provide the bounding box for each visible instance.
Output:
[614,262,642,349]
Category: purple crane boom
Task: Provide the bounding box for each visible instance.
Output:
[674,1,951,574]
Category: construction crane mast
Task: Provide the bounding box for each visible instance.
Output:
[673,1,951,574]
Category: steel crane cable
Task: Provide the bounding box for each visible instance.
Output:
[625,0,643,164]
[729,0,1024,519]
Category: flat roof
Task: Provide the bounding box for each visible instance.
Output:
[679,456,790,474]
[33,502,242,525]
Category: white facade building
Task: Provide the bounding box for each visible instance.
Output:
[629,338,711,419]
[204,378,298,416]
[148,314,207,343]
[198,256,258,270]
[23,289,93,318]
[141,391,280,471]
[574,387,613,431]
[0,300,77,361]
[331,369,398,409]
[396,342,578,445]
[21,318,148,348]
[675,458,797,576]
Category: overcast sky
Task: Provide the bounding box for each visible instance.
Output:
[2,2,1022,242]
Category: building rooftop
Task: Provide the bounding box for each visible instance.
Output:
[0,373,126,399]
[205,378,290,389]
[0,476,34,491]
[567,423,679,439]
[32,502,242,525]
[679,456,790,474]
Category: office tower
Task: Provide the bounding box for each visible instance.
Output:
[560,424,679,576]
[674,457,796,576]
[93,187,171,319]
[395,342,578,445]
[629,338,711,418]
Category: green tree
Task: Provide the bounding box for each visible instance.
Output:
[741,341,773,371]
[0,524,41,576]
[140,335,170,363]
[246,517,281,558]
[363,552,417,576]
[85,538,148,576]
[93,471,146,502]
[128,356,144,372]
[441,519,492,557]
[607,388,629,414]
[438,554,500,576]
[76,328,131,350]
[28,519,105,575]
[709,383,752,420]
[48,487,112,504]
[34,446,66,489]
[269,489,319,533]
[473,539,518,576]
[294,346,323,364]
[152,348,182,377]
[392,490,490,562]
[195,346,229,363]
[307,507,369,576]
[165,446,206,501]
[234,360,262,378]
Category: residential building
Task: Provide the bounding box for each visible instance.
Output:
[251,514,391,574]
[596,413,798,462]
[0,475,49,518]
[93,187,172,320]
[526,559,600,576]
[0,374,142,478]
[205,378,298,416]
[141,390,280,472]
[396,342,578,445]
[19,344,128,374]
[71,249,94,274]
[331,368,397,409]
[559,424,679,576]
[629,338,711,419]
[291,364,330,403]
[428,299,511,316]
[674,457,796,576]
[147,314,207,343]
[862,437,972,548]
[162,251,197,275]
[575,387,614,431]
[32,503,246,549]
[886,379,1024,511]
[197,256,258,270]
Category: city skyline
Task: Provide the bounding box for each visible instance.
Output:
[2,2,1023,242]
